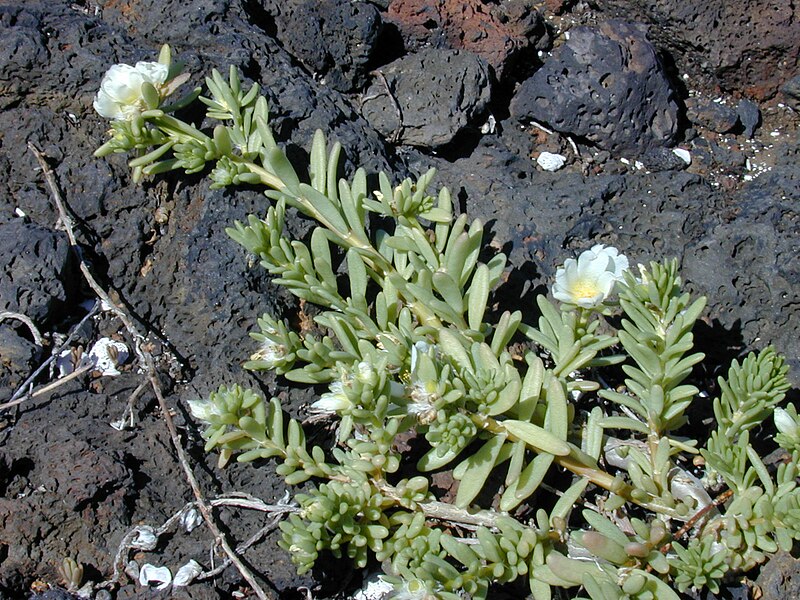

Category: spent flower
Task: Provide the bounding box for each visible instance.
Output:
[552,244,629,308]
[310,381,353,414]
[187,398,220,422]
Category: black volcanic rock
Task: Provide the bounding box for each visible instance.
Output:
[510,20,679,157]
[256,0,383,92]
[361,48,491,147]
[0,220,76,327]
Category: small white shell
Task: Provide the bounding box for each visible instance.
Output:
[536,151,567,171]
[173,559,203,587]
[672,148,691,165]
[139,564,172,590]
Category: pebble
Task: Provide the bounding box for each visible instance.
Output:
[736,98,761,138]
[537,151,567,171]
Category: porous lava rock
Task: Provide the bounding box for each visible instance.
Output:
[386,0,550,81]
[756,552,800,600]
[361,48,491,147]
[0,327,40,402]
[509,20,678,156]
[254,0,383,92]
[596,0,800,101]
[0,220,76,327]
[685,97,740,134]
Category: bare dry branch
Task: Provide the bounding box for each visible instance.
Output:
[29,142,274,600]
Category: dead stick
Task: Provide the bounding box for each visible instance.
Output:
[146,363,272,599]
[658,488,734,556]
[0,364,95,411]
[5,300,100,406]
[29,142,273,600]
[0,311,44,346]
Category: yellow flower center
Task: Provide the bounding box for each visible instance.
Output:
[572,279,600,299]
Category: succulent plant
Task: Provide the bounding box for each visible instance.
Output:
[94,46,797,600]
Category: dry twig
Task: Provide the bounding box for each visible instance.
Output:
[2,300,101,408]
[0,311,44,346]
[29,142,275,600]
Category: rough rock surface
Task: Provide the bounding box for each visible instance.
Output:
[756,552,800,600]
[361,48,491,147]
[386,0,550,81]
[0,327,40,402]
[0,0,798,598]
[510,21,679,156]
[255,0,383,92]
[597,0,800,100]
[0,221,76,326]
[686,97,740,133]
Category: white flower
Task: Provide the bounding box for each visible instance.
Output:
[775,407,798,437]
[390,578,438,600]
[552,244,629,308]
[93,61,169,120]
[351,572,394,600]
[407,381,439,424]
[310,381,352,414]
[87,337,129,376]
[355,360,377,386]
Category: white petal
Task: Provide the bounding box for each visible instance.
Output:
[134,61,169,85]
[181,507,203,533]
[310,394,350,413]
[93,88,124,120]
[188,399,212,421]
[56,349,76,377]
[350,572,394,600]
[101,64,144,104]
[130,526,158,550]
[173,559,203,587]
[775,408,796,436]
[139,564,172,590]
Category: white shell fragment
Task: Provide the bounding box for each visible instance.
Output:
[88,338,129,376]
[139,564,172,590]
[536,151,567,171]
[480,114,497,134]
[173,559,203,587]
[672,148,691,165]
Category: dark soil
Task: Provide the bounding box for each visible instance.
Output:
[0,0,798,598]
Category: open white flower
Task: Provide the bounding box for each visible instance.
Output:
[552,244,629,308]
[93,61,169,120]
